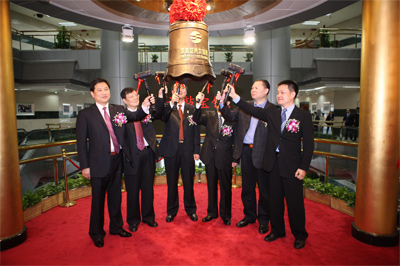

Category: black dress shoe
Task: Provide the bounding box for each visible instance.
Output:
[236,218,254,228]
[93,238,104,248]
[189,213,198,221]
[129,223,139,232]
[259,224,269,234]
[143,220,158,227]
[264,233,282,242]
[111,229,132,237]
[223,218,231,226]
[202,215,217,222]
[166,214,175,223]
[294,239,306,249]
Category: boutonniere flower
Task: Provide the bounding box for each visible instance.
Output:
[262,121,268,127]
[113,112,127,127]
[285,119,300,133]
[221,125,233,137]
[142,114,152,124]
[187,115,197,126]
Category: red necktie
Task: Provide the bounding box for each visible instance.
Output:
[134,122,145,151]
[178,104,184,141]
[103,107,120,153]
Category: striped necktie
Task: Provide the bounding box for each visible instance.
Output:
[103,107,120,153]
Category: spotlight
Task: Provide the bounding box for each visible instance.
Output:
[121,24,134,43]
[206,0,214,11]
[165,0,173,11]
[243,25,255,45]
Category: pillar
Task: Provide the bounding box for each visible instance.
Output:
[352,0,400,246]
[100,30,139,105]
[253,27,291,104]
[0,0,27,251]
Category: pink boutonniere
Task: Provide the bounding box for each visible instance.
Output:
[285,119,300,133]
[113,112,127,127]
[142,114,152,124]
[187,115,197,126]
[221,125,233,137]
[262,121,268,127]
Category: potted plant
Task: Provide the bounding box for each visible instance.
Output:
[244,52,253,62]
[22,190,43,222]
[303,177,332,206]
[320,29,330,48]
[151,54,159,62]
[39,183,63,212]
[54,25,70,49]
[224,52,233,62]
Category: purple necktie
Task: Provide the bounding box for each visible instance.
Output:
[134,122,145,151]
[103,107,120,153]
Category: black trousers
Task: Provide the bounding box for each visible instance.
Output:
[89,153,123,240]
[205,156,232,219]
[240,145,269,224]
[164,143,196,216]
[124,148,156,226]
[268,155,308,240]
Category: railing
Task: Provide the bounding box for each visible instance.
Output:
[18,136,358,195]
[312,120,359,141]
[292,28,362,49]
[11,28,100,50]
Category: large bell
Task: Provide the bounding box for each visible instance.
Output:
[166,21,216,84]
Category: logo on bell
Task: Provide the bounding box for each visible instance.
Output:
[190,31,202,44]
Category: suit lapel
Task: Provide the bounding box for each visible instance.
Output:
[91,105,108,130]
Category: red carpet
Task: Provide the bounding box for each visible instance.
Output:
[1,183,398,265]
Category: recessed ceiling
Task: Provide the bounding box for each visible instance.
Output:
[10,0,360,36]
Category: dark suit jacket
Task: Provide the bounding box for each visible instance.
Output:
[220,100,274,169]
[343,113,354,126]
[159,103,200,160]
[193,109,236,170]
[235,99,314,178]
[76,104,147,178]
[123,98,164,175]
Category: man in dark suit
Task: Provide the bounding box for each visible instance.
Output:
[193,93,236,225]
[352,107,359,141]
[343,108,354,140]
[159,83,201,222]
[120,87,165,232]
[224,80,314,249]
[219,80,274,234]
[76,78,152,248]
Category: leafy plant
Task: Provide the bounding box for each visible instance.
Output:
[151,54,159,62]
[155,166,166,176]
[22,190,43,210]
[320,30,330,48]
[195,164,205,174]
[54,26,70,49]
[244,52,253,62]
[224,52,233,62]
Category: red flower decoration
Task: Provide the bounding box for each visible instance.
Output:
[169,0,207,24]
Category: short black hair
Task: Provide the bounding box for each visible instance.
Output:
[255,79,271,90]
[90,78,110,92]
[277,80,299,98]
[120,87,136,99]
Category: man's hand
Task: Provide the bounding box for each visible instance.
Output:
[149,94,156,104]
[159,86,168,98]
[82,168,91,180]
[171,93,179,104]
[295,169,306,180]
[142,96,151,109]
[232,162,238,167]
[194,154,200,161]
[215,91,222,102]
[226,84,239,100]
[196,92,204,104]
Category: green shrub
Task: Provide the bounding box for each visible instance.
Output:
[22,190,42,210]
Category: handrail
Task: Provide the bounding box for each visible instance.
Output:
[19,137,358,186]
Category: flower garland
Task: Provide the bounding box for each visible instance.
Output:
[285,119,300,133]
[187,115,197,126]
[221,125,233,137]
[169,0,207,24]
[142,114,152,124]
[113,112,127,127]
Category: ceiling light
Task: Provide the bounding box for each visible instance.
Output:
[165,0,172,11]
[302,21,320,26]
[121,24,134,43]
[206,0,214,11]
[243,25,255,45]
[58,22,77,27]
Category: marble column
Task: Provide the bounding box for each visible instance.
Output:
[352,0,399,246]
[100,30,139,104]
[253,27,291,104]
[0,0,27,251]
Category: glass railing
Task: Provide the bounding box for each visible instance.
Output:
[292,28,362,49]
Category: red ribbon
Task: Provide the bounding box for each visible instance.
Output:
[136,79,143,92]
[67,157,81,170]
[207,82,212,94]
[155,76,160,85]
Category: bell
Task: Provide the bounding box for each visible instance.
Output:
[166,21,216,84]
